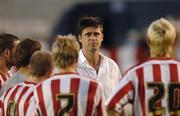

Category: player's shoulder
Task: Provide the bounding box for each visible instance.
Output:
[44,73,100,86]
[123,58,180,76]
[100,52,119,66]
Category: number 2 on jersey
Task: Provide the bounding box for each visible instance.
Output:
[147,82,180,115]
[56,93,74,115]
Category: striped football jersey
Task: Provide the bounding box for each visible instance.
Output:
[32,72,107,116]
[1,81,36,116]
[107,58,180,116]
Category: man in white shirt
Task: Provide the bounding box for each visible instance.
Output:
[77,16,122,100]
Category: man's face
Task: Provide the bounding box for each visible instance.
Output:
[79,26,103,52]
[7,40,20,69]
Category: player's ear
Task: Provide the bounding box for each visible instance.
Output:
[28,65,32,74]
[46,69,53,79]
[146,36,150,46]
[3,49,10,59]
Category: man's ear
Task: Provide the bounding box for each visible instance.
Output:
[3,49,10,58]
[101,33,104,41]
[78,35,82,43]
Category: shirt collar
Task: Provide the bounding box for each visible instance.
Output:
[78,49,87,64]
[78,49,105,64]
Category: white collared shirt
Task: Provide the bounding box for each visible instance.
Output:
[77,49,122,101]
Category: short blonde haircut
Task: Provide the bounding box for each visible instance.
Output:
[52,35,80,69]
[147,18,176,57]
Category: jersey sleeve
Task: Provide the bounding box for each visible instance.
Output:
[106,72,134,113]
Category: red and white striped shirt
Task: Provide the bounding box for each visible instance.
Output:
[31,72,107,116]
[1,81,36,116]
[107,58,180,116]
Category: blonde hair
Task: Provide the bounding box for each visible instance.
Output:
[52,34,80,69]
[147,18,176,57]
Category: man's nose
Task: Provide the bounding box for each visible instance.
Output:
[89,34,96,40]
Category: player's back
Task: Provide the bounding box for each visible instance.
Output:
[1,81,35,116]
[34,72,107,116]
[127,58,180,116]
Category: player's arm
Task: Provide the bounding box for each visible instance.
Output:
[106,72,134,115]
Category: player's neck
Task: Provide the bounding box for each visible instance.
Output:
[0,67,8,76]
[27,75,48,84]
[18,66,29,76]
[151,53,172,58]
[58,64,77,74]
[0,58,8,75]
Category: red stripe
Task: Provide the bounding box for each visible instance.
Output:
[36,84,47,116]
[108,81,134,109]
[169,64,178,82]
[0,100,3,116]
[97,99,103,116]
[153,64,161,81]
[85,81,98,116]
[16,86,29,116]
[136,68,146,116]
[70,78,80,116]
[24,92,33,115]
[152,64,162,115]
[169,64,179,116]
[51,80,60,115]
[3,87,12,100]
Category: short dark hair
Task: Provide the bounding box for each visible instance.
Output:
[30,51,53,77]
[0,33,20,54]
[78,16,103,34]
[14,38,42,68]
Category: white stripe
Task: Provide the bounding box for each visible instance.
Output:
[161,64,170,115]
[132,70,143,116]
[60,77,70,116]
[177,64,180,81]
[34,88,41,115]
[42,80,53,116]
[78,79,89,115]
[143,64,153,116]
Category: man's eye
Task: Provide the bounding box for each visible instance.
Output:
[85,33,91,37]
[94,33,100,36]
